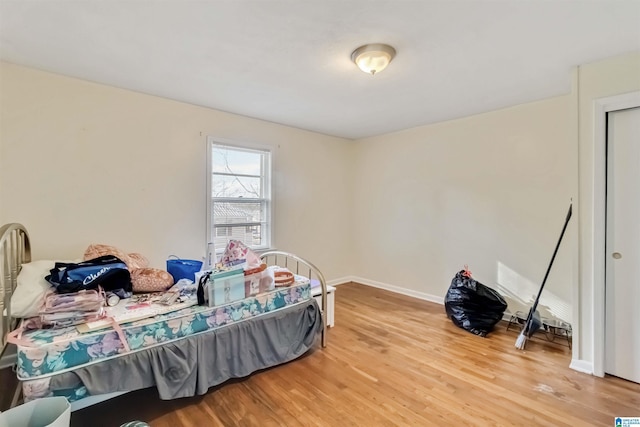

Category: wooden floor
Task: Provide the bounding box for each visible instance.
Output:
[16,283,640,426]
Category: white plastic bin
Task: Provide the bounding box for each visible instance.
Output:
[0,397,70,427]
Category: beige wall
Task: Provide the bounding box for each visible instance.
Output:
[576,51,640,370]
[347,50,639,372]
[352,95,576,323]
[0,62,354,281]
[2,52,639,374]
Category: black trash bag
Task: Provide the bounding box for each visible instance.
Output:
[444,270,507,337]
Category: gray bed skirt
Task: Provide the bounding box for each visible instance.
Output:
[49,299,322,400]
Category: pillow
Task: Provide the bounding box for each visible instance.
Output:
[131,268,174,293]
[10,260,57,318]
[128,253,149,270]
[83,244,133,269]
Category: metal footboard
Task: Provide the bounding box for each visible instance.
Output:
[0,223,31,356]
[259,251,327,348]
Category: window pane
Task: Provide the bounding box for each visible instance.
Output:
[213,224,264,251]
[212,147,262,176]
[208,140,271,254]
[212,174,262,198]
[213,201,264,224]
[215,226,232,237]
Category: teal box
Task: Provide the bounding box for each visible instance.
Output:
[208,268,245,307]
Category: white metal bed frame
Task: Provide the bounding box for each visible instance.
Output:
[0,223,31,359]
[0,223,31,409]
[0,225,328,410]
[260,250,328,348]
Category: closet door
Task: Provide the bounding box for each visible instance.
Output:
[605,106,640,383]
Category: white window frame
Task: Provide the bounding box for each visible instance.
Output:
[206,137,272,267]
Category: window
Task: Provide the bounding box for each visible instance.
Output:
[215,227,232,237]
[207,139,272,256]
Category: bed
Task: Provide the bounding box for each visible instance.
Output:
[0,223,328,410]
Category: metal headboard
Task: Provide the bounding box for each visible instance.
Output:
[0,223,31,356]
[260,251,327,348]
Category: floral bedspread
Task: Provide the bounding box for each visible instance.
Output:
[17,281,310,380]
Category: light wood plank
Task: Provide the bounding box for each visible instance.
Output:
[65,282,639,426]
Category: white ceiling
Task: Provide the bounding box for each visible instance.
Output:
[1,1,639,140]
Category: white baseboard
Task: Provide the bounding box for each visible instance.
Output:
[0,345,17,369]
[329,278,523,323]
[569,359,594,375]
[349,276,445,305]
[326,276,355,287]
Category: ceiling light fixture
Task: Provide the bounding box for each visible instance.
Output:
[351,43,396,75]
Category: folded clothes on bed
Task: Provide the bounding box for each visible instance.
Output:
[7,290,106,341]
[40,290,105,328]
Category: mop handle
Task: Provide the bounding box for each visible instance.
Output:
[530,204,573,313]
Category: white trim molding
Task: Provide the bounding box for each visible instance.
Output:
[570,359,594,375]
[591,91,640,378]
[326,276,355,287]
[349,276,445,305]
[0,344,16,369]
[0,353,16,370]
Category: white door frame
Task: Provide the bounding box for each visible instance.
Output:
[592,90,640,377]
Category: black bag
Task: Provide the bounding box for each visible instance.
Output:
[444,270,507,337]
[45,255,132,294]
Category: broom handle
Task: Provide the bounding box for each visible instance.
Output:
[530,204,572,313]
